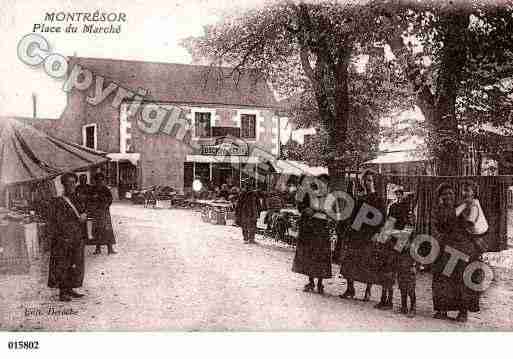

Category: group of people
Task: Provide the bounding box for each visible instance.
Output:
[47,172,116,302]
[290,170,487,322]
[197,182,241,202]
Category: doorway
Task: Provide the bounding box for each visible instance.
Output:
[118,161,138,199]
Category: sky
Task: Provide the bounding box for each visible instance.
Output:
[0,0,266,119]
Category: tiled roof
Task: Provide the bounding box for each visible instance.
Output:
[68,57,278,108]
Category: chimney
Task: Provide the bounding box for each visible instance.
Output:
[32,93,37,119]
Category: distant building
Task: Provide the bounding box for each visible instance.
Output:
[365,126,513,177]
[364,149,434,176]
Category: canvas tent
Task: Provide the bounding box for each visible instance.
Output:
[0,117,107,186]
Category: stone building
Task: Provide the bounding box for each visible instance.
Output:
[30,57,281,198]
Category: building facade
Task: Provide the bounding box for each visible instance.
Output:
[31,57,281,198]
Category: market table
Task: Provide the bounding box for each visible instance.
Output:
[199,200,235,225]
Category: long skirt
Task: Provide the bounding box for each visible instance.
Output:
[432,243,481,312]
[339,230,385,285]
[292,217,332,279]
[89,208,116,245]
[48,237,85,289]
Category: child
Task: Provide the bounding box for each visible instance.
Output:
[374,242,396,310]
[457,180,488,237]
[396,236,416,317]
[375,187,410,310]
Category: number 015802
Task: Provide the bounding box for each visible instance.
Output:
[8,341,39,350]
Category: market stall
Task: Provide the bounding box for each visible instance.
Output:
[0,117,108,274]
[198,199,236,225]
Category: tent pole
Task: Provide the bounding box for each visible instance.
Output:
[5,187,9,208]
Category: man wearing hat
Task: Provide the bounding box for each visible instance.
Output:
[235,181,262,244]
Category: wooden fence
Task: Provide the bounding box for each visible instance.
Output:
[378,175,513,252]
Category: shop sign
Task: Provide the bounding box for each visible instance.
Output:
[201,136,249,156]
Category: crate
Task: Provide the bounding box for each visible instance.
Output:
[226,211,236,226]
[156,199,171,209]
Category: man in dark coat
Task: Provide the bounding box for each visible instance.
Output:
[89,172,117,255]
[48,172,88,302]
[236,183,262,244]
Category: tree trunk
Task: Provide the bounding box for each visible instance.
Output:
[388,11,470,176]
[430,13,469,176]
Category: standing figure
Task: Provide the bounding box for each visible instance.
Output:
[431,182,484,322]
[236,183,262,244]
[48,172,87,302]
[76,174,92,208]
[396,237,417,317]
[220,184,230,201]
[388,186,410,231]
[292,175,332,294]
[339,170,385,301]
[375,186,411,310]
[90,172,117,255]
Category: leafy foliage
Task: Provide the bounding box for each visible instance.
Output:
[181,0,411,179]
[182,0,513,176]
[378,0,513,174]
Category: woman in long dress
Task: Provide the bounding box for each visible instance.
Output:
[48,172,88,301]
[292,175,332,294]
[431,182,483,322]
[338,170,385,301]
[89,172,117,255]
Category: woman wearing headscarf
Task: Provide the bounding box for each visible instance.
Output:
[48,172,88,301]
[292,174,332,294]
[89,172,117,255]
[338,170,385,301]
[431,182,484,322]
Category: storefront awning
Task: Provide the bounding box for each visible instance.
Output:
[272,160,328,177]
[186,155,261,164]
[365,150,428,165]
[107,153,140,166]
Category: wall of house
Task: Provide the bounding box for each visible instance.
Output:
[129,127,192,190]
[36,96,280,194]
[30,88,122,154]
[121,103,279,192]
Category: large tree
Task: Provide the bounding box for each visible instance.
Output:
[379,0,513,175]
[182,0,409,188]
